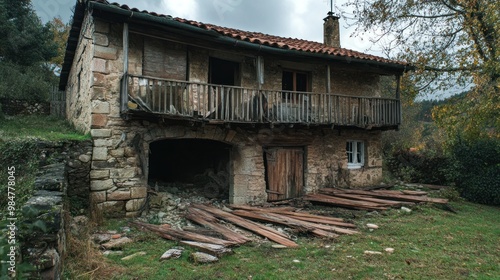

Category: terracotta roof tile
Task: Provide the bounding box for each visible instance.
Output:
[94,1,405,65]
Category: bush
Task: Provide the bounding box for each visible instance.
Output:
[385,148,453,185]
[0,62,55,102]
[450,138,500,205]
[0,139,41,209]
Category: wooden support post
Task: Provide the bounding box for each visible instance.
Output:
[121,22,129,114]
[326,65,331,123]
[395,75,402,126]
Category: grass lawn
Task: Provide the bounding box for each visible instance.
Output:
[67,201,500,280]
[0,115,89,141]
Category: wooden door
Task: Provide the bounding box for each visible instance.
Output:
[265,147,304,201]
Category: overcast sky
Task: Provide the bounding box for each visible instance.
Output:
[33,0,383,56]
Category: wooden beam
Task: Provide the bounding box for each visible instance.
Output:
[193,204,299,248]
[131,221,236,246]
[121,22,129,114]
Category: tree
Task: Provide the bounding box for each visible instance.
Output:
[0,0,57,66]
[345,0,499,141]
[47,17,70,68]
[0,0,57,101]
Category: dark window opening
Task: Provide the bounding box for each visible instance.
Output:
[209,57,239,86]
[282,70,309,100]
[149,139,231,199]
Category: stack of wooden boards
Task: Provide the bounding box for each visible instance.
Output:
[132,204,358,249]
[304,188,449,211]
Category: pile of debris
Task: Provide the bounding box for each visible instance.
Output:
[130,186,450,262]
[304,188,449,211]
[132,204,358,252]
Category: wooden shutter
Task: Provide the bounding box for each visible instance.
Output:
[143,38,187,80]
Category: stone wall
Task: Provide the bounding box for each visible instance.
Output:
[65,11,96,133]
[0,98,50,116]
[37,140,93,213]
[22,163,67,280]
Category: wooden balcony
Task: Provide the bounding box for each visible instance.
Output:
[121,74,401,129]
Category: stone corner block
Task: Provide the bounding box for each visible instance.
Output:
[92,147,108,161]
[91,100,110,114]
[130,186,147,199]
[91,129,112,138]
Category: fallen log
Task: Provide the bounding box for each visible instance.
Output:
[130,221,236,247]
[180,241,233,257]
[304,194,389,211]
[185,208,250,244]
[193,204,299,248]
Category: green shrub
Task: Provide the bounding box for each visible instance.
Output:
[450,138,500,205]
[0,62,54,102]
[0,139,41,209]
[385,148,453,185]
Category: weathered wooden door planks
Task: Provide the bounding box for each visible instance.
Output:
[265,147,304,201]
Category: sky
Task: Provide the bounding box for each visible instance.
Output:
[33,0,383,57]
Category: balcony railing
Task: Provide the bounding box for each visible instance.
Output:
[122,74,401,128]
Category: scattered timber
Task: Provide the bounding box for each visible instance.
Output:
[193,204,299,248]
[304,194,389,211]
[131,221,237,247]
[185,207,250,244]
[319,188,449,204]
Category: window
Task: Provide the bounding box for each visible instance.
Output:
[282,70,309,100]
[346,141,364,168]
[282,70,308,92]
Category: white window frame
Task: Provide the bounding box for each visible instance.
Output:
[346,140,365,169]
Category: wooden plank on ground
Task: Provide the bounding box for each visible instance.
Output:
[304,194,389,210]
[229,205,296,213]
[321,188,448,204]
[185,208,250,244]
[193,204,299,248]
[231,210,313,232]
[401,190,428,196]
[330,193,404,206]
[270,210,345,222]
[263,212,359,235]
[233,210,359,235]
[131,221,236,247]
[277,213,357,228]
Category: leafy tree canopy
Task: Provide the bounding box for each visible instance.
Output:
[0,0,57,66]
[345,0,499,141]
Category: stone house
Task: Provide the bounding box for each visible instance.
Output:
[59,0,409,217]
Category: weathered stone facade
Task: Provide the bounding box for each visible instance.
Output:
[63,11,392,217]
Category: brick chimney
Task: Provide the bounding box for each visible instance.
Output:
[323,12,340,48]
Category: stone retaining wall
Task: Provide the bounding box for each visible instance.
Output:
[0,98,50,116]
[22,163,67,280]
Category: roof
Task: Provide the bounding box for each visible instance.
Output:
[59,0,409,90]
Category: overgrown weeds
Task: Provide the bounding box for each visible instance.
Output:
[63,222,125,279]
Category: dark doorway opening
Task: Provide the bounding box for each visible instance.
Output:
[149,139,231,199]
